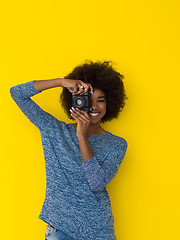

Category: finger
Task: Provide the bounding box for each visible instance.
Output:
[78,80,91,95]
[73,108,91,121]
[71,108,90,123]
[75,81,86,95]
[70,111,79,122]
[67,87,75,93]
[68,84,79,94]
[80,85,89,94]
[86,83,94,95]
[73,80,86,94]
[79,80,88,89]
[78,81,93,95]
[72,83,83,95]
[70,108,85,122]
[77,86,85,95]
[70,110,82,123]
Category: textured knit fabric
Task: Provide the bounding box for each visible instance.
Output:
[45,224,74,239]
[10,80,128,240]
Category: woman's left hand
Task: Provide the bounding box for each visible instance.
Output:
[70,107,91,138]
[71,107,90,136]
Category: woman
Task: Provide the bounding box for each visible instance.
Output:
[10,60,128,240]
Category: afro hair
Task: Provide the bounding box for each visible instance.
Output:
[60,59,128,123]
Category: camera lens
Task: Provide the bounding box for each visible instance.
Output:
[76,99,83,106]
[75,97,84,107]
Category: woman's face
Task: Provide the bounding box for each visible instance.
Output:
[89,88,106,124]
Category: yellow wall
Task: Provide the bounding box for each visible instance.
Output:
[1,0,180,239]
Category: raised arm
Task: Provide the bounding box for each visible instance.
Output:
[33,78,93,94]
[32,78,63,92]
[10,78,93,130]
[10,78,64,130]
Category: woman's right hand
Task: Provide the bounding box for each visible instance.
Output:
[61,78,93,95]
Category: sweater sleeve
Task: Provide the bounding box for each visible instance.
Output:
[82,139,127,192]
[10,80,55,130]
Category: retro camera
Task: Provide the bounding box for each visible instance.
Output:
[72,88,91,113]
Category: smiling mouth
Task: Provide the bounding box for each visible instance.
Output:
[89,112,100,116]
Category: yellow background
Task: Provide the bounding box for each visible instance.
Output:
[1,0,180,239]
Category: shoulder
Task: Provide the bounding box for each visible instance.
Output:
[107,132,128,151]
[107,132,127,145]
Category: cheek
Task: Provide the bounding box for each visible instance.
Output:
[103,106,106,112]
[101,105,106,114]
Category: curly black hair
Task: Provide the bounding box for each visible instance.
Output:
[59,59,128,123]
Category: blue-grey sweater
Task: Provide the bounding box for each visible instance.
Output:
[10,80,128,240]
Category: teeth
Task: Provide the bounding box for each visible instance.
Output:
[89,113,99,116]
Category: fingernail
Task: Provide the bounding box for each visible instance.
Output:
[75,108,79,110]
[72,107,75,110]
[70,109,73,112]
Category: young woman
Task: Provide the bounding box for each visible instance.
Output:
[10,60,128,240]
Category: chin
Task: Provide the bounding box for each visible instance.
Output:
[90,118,102,124]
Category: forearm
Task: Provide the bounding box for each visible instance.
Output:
[33,78,64,92]
[77,135,94,163]
[78,134,106,191]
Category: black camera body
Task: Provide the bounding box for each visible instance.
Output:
[72,89,91,113]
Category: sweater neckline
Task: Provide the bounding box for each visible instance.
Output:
[69,123,111,138]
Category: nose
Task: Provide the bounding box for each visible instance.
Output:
[90,100,98,110]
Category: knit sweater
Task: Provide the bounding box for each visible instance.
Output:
[10,80,128,240]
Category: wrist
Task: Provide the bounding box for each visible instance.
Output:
[77,133,87,140]
[56,78,64,87]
